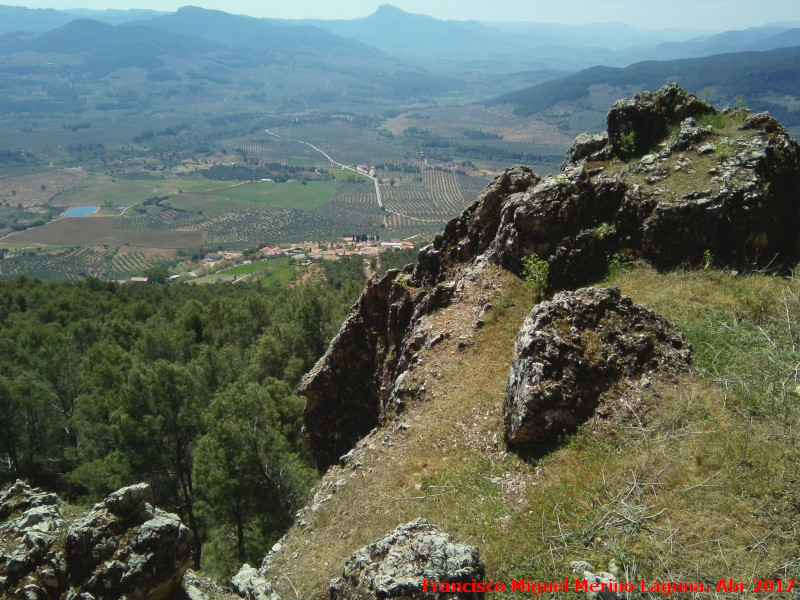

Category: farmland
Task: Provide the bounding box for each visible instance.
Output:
[0,245,176,281]
[0,168,89,209]
[0,96,561,281]
[3,217,205,247]
[192,257,299,287]
[210,181,336,211]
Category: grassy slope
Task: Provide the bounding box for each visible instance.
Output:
[263,265,800,599]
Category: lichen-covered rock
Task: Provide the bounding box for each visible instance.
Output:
[330,519,485,600]
[0,481,193,600]
[485,165,626,286]
[504,287,691,446]
[232,563,281,600]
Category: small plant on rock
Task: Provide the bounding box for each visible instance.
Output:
[593,222,615,240]
[618,131,637,158]
[704,249,715,271]
[522,254,549,299]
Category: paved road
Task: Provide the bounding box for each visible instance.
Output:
[265,129,383,209]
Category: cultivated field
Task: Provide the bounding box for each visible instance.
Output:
[0,245,176,281]
[210,181,336,211]
[0,168,89,208]
[51,174,164,208]
[3,217,205,247]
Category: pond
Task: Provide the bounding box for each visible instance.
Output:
[62,206,100,217]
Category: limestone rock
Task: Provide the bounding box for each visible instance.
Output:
[0,481,193,600]
[232,563,281,600]
[504,287,691,446]
[571,561,622,600]
[330,519,485,600]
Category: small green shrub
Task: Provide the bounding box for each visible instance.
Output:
[618,131,637,158]
[704,249,715,271]
[698,112,731,130]
[593,222,615,239]
[522,254,549,299]
[716,140,734,159]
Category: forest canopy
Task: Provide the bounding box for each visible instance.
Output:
[0,273,365,577]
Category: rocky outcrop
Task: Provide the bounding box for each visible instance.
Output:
[299,166,540,472]
[329,519,485,600]
[571,561,622,600]
[0,480,193,600]
[299,83,800,472]
[605,83,715,157]
[504,287,691,447]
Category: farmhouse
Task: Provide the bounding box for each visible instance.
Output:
[260,246,283,258]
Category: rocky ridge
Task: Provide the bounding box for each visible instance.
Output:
[299,83,800,472]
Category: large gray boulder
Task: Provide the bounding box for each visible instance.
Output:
[330,519,485,600]
[504,287,691,447]
[0,481,193,600]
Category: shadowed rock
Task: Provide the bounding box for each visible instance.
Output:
[504,287,691,447]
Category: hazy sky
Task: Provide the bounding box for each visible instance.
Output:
[10,0,800,29]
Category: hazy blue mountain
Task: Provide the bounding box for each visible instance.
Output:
[0,12,469,116]
[303,4,515,60]
[0,18,226,76]
[747,28,800,51]
[130,6,386,60]
[490,46,800,129]
[0,5,75,35]
[63,8,167,25]
[633,26,793,60]
[478,21,708,49]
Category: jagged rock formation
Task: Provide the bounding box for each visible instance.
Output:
[329,519,485,600]
[504,287,691,446]
[0,480,192,600]
[299,83,800,472]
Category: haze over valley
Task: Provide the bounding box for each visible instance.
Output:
[0,2,799,281]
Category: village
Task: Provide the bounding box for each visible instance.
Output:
[146,236,420,284]
[257,236,415,262]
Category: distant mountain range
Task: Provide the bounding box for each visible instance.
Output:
[490,45,800,131]
[1,3,799,72]
[0,3,798,126]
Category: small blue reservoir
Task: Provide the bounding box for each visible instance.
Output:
[63,206,100,217]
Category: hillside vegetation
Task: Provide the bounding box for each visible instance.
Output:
[263,265,800,598]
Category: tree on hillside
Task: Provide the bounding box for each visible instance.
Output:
[194,379,315,570]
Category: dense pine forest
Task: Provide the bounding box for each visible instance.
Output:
[0,271,367,577]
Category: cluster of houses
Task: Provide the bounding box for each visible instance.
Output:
[130,238,418,285]
[260,238,414,261]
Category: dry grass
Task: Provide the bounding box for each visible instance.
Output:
[263,265,800,599]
